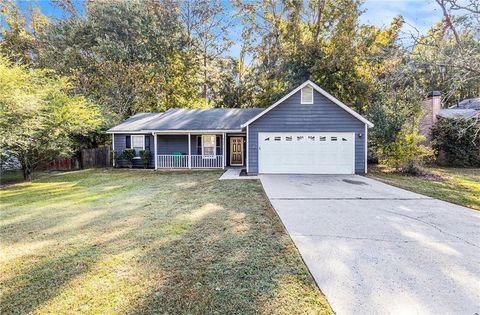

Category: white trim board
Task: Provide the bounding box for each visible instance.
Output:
[241,80,374,128]
[130,134,145,159]
[107,129,242,134]
[301,85,314,104]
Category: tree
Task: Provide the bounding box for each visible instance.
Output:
[411,2,480,105]
[0,0,49,64]
[431,118,480,166]
[234,0,405,110]
[35,0,200,119]
[0,56,102,180]
[181,0,234,106]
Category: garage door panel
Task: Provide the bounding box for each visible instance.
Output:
[258,132,354,174]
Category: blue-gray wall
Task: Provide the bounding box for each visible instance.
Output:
[113,134,155,168]
[247,90,366,175]
[113,134,225,168]
[157,135,223,156]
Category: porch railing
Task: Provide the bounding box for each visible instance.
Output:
[157,154,223,169]
[157,155,188,168]
[191,155,223,168]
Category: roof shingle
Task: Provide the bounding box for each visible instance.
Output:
[107,108,264,132]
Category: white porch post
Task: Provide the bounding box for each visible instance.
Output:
[153,133,158,170]
[246,125,249,173]
[188,132,191,169]
[112,134,115,167]
[222,133,226,169]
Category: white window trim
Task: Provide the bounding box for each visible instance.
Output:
[301,85,314,104]
[202,135,216,159]
[131,135,145,159]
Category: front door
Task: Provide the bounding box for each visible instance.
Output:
[230,137,244,166]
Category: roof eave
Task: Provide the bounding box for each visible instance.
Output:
[107,129,244,134]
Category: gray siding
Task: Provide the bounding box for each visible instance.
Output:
[157,135,223,156]
[248,90,366,174]
[157,135,189,155]
[113,134,155,168]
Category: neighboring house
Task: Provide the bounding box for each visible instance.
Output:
[420,92,480,143]
[107,80,373,175]
[0,149,21,171]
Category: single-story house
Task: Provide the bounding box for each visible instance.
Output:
[107,80,374,175]
[419,92,480,143]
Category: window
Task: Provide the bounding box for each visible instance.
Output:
[301,85,314,104]
[331,137,337,141]
[274,136,281,141]
[342,138,348,141]
[285,136,292,141]
[264,137,270,141]
[131,135,144,158]
[319,136,326,141]
[216,136,221,155]
[202,135,216,157]
[308,136,315,141]
[297,136,304,141]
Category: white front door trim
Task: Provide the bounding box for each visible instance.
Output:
[230,137,244,166]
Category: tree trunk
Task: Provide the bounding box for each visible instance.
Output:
[203,54,208,106]
[22,165,32,181]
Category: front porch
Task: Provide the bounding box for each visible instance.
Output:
[154,133,245,170]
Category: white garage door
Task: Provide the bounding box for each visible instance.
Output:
[258,132,355,174]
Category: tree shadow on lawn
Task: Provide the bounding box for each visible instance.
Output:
[0,245,103,314]
[0,170,330,314]
[125,181,330,314]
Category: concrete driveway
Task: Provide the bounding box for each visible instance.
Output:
[260,175,480,315]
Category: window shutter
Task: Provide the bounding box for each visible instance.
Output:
[216,136,221,155]
[197,136,202,155]
[145,136,150,151]
[126,136,131,148]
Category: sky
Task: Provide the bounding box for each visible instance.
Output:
[360,0,444,46]
[10,0,445,55]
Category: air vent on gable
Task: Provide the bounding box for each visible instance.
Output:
[301,85,313,104]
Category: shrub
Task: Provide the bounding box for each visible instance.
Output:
[381,130,434,174]
[139,150,151,168]
[431,117,480,166]
[122,149,136,168]
[112,151,123,168]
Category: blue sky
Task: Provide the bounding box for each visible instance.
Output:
[360,0,443,45]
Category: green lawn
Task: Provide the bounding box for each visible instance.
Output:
[0,170,25,185]
[369,166,480,210]
[0,169,332,314]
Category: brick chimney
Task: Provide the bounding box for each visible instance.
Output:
[419,91,441,144]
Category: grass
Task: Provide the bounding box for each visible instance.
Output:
[0,169,332,314]
[369,165,480,210]
[0,170,24,185]
[0,170,51,186]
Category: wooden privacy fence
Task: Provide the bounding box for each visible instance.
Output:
[46,147,111,170]
[81,147,111,169]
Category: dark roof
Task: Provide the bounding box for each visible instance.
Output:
[107,112,164,132]
[456,97,480,110]
[438,97,480,119]
[107,108,264,132]
[438,109,479,119]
